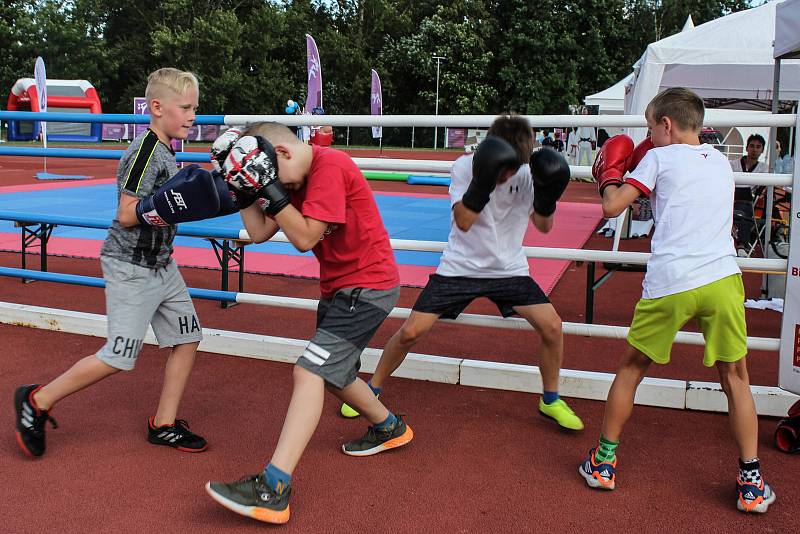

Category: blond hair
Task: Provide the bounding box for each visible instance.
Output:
[145,68,199,102]
[244,122,303,145]
[645,87,704,133]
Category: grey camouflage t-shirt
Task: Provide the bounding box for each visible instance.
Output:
[100,129,179,268]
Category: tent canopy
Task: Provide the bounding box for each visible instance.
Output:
[775,0,800,60]
[584,73,633,113]
[625,1,800,120]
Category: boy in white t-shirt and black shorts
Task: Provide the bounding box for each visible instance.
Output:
[580,88,775,513]
[339,115,583,431]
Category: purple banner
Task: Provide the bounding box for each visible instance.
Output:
[201,124,220,141]
[447,128,467,148]
[34,56,47,144]
[133,97,149,138]
[102,123,125,140]
[34,57,47,112]
[370,69,382,139]
[306,34,322,110]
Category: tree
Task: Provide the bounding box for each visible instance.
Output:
[0,1,36,101]
[380,2,497,115]
[0,0,756,123]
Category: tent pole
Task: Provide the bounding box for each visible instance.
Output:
[762,58,781,297]
[790,103,797,159]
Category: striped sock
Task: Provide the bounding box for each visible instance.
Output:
[595,435,619,463]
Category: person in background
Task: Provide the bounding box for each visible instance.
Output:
[730,134,768,257]
[775,139,794,176]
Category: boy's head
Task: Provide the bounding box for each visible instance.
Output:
[243,122,310,190]
[146,68,199,141]
[644,87,704,147]
[746,134,765,161]
[486,115,534,184]
[487,115,534,165]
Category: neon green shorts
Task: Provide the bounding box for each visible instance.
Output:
[627,274,747,367]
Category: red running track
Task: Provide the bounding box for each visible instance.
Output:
[0,324,796,533]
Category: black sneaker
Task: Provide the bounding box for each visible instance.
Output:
[342,414,414,457]
[14,384,57,457]
[147,417,207,452]
[205,474,291,524]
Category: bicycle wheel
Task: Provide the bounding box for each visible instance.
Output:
[771,223,791,259]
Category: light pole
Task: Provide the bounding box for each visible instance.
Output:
[432,55,446,149]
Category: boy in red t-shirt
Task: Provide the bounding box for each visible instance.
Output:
[205,122,411,524]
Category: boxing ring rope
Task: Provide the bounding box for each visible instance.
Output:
[0,210,787,274]
[2,110,794,128]
[0,150,789,185]
[1,109,794,180]
[0,109,796,413]
[0,266,780,352]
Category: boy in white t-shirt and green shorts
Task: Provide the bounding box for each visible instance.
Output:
[580,87,775,513]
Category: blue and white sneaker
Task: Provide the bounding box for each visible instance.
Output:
[737,479,776,513]
[578,448,616,490]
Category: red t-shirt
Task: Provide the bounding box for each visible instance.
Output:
[290,145,399,297]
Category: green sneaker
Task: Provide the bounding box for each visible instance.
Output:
[205,474,291,524]
[539,398,584,430]
[342,414,413,456]
[339,394,379,419]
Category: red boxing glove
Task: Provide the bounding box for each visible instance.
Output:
[629,137,655,172]
[592,134,634,197]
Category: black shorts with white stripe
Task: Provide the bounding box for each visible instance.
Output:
[296,286,399,389]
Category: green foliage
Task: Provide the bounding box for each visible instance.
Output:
[0,0,752,118]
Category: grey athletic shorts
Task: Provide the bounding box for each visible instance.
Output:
[96,256,203,370]
[296,286,399,389]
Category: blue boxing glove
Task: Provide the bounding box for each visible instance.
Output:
[211,171,243,217]
[135,164,220,226]
[461,136,521,213]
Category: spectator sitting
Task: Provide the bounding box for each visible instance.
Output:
[730,134,768,257]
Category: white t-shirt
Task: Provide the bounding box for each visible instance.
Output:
[729,157,768,174]
[436,154,533,278]
[626,144,740,299]
[729,157,768,200]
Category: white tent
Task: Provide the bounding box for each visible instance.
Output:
[586,16,692,115]
[585,72,770,157]
[584,74,633,114]
[625,1,800,134]
[775,0,800,60]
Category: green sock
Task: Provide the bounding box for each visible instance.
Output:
[595,435,619,463]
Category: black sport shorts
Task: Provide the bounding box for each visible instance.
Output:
[412,274,549,319]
